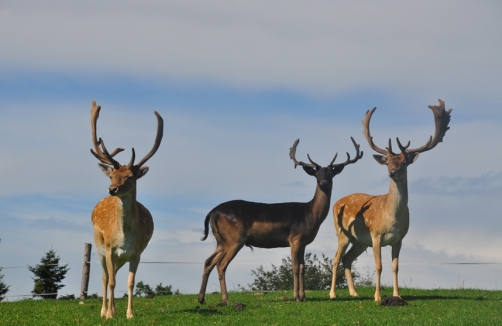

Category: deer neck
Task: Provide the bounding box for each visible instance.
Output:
[385,173,409,216]
[116,190,139,229]
[310,185,332,223]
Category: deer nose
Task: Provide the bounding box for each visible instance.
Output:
[389,170,397,177]
[320,180,328,186]
[109,187,118,195]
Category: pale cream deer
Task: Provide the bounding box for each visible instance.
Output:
[90,101,163,319]
[329,99,452,302]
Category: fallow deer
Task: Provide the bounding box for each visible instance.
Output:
[89,101,163,319]
[198,137,363,304]
[329,99,452,302]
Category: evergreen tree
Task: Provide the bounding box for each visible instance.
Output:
[28,249,69,299]
[0,272,9,302]
[247,252,358,291]
[0,239,10,302]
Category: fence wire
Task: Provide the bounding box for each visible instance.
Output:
[1,260,501,299]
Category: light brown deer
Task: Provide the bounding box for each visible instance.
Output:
[198,137,363,305]
[329,99,452,302]
[89,101,163,319]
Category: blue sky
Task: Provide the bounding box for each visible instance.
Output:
[1,1,501,300]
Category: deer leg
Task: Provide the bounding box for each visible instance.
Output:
[126,256,140,319]
[391,240,402,298]
[216,243,243,305]
[290,243,303,302]
[329,234,350,299]
[198,246,223,304]
[105,250,117,319]
[100,263,108,318]
[297,246,306,301]
[372,238,383,302]
[342,242,367,297]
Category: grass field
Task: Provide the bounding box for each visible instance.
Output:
[1,287,501,325]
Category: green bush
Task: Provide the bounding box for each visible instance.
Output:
[247,252,358,291]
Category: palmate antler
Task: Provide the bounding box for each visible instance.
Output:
[331,137,363,169]
[289,139,322,169]
[362,99,452,156]
[90,100,164,170]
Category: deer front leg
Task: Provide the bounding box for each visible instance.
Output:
[126,256,140,319]
[391,240,402,298]
[105,251,117,319]
[98,253,108,317]
[372,238,383,302]
[100,271,108,317]
[290,244,302,302]
[298,246,306,302]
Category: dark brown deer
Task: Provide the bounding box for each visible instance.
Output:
[89,101,163,319]
[198,137,363,304]
[329,99,452,302]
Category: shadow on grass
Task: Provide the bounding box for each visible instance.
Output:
[404,295,490,301]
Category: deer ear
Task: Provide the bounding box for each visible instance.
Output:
[332,165,345,176]
[373,154,388,165]
[407,152,419,164]
[98,163,113,177]
[136,166,149,179]
[302,165,316,176]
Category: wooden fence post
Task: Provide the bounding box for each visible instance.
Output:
[80,243,92,300]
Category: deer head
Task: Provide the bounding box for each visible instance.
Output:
[362,99,452,179]
[90,100,164,196]
[289,137,363,190]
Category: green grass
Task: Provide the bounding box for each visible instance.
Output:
[1,288,501,325]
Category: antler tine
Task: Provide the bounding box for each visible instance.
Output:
[134,111,164,168]
[289,139,316,169]
[127,148,136,168]
[332,137,364,167]
[405,99,452,154]
[384,138,396,155]
[362,107,388,155]
[90,100,124,167]
[99,139,121,169]
[307,154,320,168]
[396,137,411,154]
[329,153,338,166]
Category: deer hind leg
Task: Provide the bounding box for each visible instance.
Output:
[126,256,140,319]
[342,242,367,297]
[198,245,224,304]
[216,243,244,305]
[372,238,383,302]
[329,234,350,299]
[391,240,402,298]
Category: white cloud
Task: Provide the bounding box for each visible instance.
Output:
[1,1,501,102]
